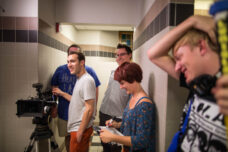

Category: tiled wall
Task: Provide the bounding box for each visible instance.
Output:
[39,19,116,58]
[82,45,116,58]
[133,0,193,151]
[134,2,194,49]
[0,16,39,152]
[38,31,69,52]
[39,29,116,57]
[0,17,38,42]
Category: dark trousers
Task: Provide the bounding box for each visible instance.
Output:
[99,111,122,152]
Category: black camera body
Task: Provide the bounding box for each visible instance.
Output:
[16,83,56,122]
[17,83,60,152]
[16,99,56,118]
[188,74,217,102]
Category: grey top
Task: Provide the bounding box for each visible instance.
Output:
[99,70,130,118]
[68,72,96,132]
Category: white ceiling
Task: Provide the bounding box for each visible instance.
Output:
[73,0,214,32]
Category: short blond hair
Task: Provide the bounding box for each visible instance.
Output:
[173,29,218,55]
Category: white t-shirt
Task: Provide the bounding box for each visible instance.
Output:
[180,95,227,151]
[67,72,96,132]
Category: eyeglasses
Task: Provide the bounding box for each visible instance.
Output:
[115,53,128,58]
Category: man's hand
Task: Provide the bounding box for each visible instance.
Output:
[52,87,64,96]
[190,15,216,44]
[77,130,83,142]
[52,86,71,102]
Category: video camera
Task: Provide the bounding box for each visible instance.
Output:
[16,83,57,123]
[16,83,60,152]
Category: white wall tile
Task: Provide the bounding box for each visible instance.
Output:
[85,56,117,122]
[0,42,38,152]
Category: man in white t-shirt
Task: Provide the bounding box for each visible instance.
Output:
[147,15,227,151]
[67,51,96,152]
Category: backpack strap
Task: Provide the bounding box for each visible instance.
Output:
[181,98,193,133]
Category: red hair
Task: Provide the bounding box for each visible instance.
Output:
[114,62,142,83]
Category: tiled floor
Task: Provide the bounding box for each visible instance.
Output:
[89,131,103,152]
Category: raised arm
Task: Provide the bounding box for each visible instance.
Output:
[147,15,216,80]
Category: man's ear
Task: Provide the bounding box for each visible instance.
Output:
[199,39,208,56]
[80,60,85,67]
[129,53,132,60]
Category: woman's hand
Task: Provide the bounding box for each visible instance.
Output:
[105,119,113,127]
[105,119,120,128]
[100,129,114,143]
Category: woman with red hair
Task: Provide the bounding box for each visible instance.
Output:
[100,62,156,152]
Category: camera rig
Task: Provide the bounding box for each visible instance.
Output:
[16,83,56,119]
[16,83,59,152]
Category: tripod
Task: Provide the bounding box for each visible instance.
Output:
[24,117,59,152]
